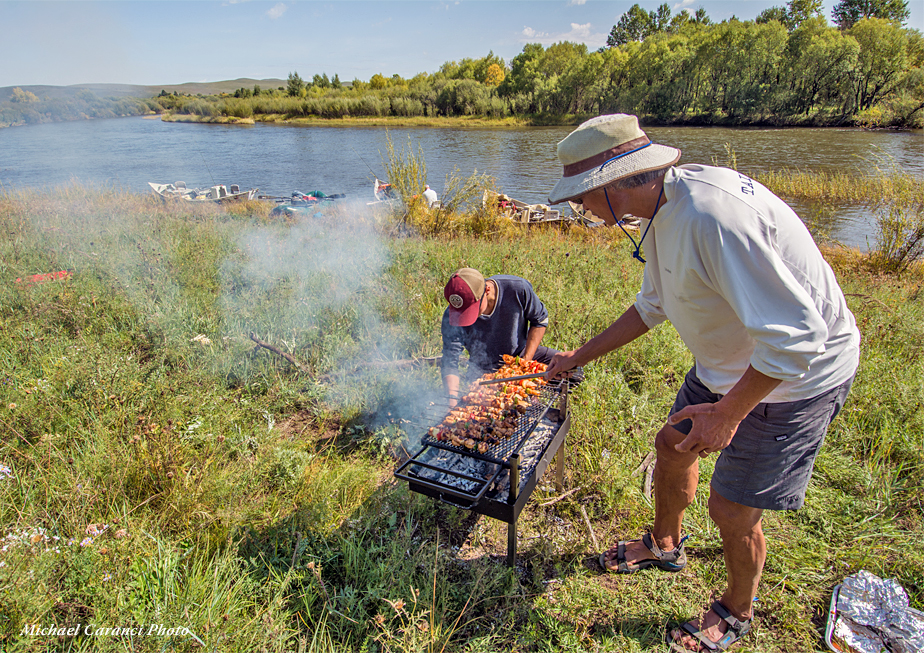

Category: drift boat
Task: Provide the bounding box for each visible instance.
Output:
[148,182,258,204]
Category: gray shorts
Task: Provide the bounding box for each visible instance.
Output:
[669,367,854,511]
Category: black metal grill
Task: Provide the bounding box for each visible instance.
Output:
[394,380,570,566]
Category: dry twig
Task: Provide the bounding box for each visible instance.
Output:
[631,451,656,478]
[538,486,581,507]
[249,332,310,374]
[644,461,655,499]
[579,504,599,551]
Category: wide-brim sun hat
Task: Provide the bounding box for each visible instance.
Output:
[548,114,681,205]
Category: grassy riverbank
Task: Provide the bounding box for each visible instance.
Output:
[1,184,921,652]
[162,113,535,129]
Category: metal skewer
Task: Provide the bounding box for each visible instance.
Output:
[478,372,547,385]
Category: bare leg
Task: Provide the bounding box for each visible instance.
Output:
[669,491,765,649]
[601,423,699,569]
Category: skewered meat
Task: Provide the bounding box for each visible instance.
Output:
[429,356,548,450]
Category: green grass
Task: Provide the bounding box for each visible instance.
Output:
[0,184,921,652]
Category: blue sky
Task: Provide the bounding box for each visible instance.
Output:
[2,0,921,88]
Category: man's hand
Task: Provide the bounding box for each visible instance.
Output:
[668,402,742,458]
[545,350,579,381]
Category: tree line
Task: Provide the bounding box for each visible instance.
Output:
[165,0,922,128]
[2,0,921,129]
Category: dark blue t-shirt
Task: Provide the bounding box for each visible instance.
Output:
[441,275,549,382]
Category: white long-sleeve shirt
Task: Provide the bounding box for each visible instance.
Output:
[634,164,860,402]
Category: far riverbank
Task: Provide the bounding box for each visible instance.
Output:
[158,111,924,130]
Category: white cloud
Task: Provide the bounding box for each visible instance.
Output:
[267,3,287,19]
[520,22,606,49]
[673,0,696,11]
[521,26,549,39]
[568,0,588,5]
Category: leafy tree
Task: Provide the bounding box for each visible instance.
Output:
[757,6,790,25]
[440,52,505,83]
[787,0,825,27]
[695,19,788,116]
[331,74,342,89]
[758,0,824,29]
[782,18,860,113]
[832,0,909,29]
[253,85,261,96]
[10,87,39,103]
[653,3,672,31]
[847,17,910,110]
[500,43,545,96]
[286,71,305,97]
[607,4,656,46]
[369,73,388,90]
[693,8,712,25]
[484,63,505,87]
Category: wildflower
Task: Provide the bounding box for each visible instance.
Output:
[85,523,107,536]
[7,403,15,410]
[101,573,112,582]
[79,537,93,547]
[374,614,386,625]
[0,464,12,480]
[384,598,405,612]
[114,529,128,539]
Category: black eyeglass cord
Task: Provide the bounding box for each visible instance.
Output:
[604,184,663,264]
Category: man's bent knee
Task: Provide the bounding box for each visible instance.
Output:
[708,490,763,534]
[655,424,699,466]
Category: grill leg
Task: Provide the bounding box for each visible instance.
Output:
[555,441,565,491]
[507,453,520,567]
[507,519,517,567]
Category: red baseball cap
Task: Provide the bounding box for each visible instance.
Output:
[444,268,485,327]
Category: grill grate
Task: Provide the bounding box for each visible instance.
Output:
[415,380,566,464]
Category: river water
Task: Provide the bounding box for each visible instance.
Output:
[1,117,922,248]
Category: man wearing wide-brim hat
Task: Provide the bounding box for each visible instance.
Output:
[545,114,860,651]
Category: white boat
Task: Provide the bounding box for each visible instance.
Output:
[148,182,258,204]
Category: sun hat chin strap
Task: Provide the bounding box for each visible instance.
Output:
[605,184,663,264]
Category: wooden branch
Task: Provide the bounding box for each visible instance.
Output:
[644,461,655,499]
[630,451,656,478]
[537,486,581,507]
[579,504,599,551]
[249,332,310,375]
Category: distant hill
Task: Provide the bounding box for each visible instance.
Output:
[0,78,287,102]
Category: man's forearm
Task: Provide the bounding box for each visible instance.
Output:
[715,366,782,423]
[443,374,461,406]
[521,326,546,361]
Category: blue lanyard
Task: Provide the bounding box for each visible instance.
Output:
[605,184,663,264]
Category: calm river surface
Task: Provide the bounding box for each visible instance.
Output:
[1,117,922,248]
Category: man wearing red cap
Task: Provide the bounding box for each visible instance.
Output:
[544,114,859,651]
[441,268,555,405]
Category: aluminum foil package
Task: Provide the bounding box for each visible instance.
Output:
[828,569,924,653]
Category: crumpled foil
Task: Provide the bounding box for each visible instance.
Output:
[830,569,924,653]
